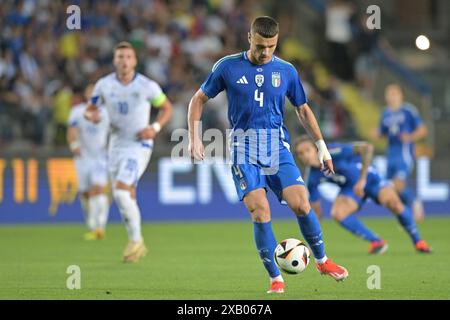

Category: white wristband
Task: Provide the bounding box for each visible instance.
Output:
[315,139,331,162]
[151,122,161,133]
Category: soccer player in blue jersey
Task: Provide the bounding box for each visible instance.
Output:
[376,84,428,221]
[294,135,431,254]
[188,16,348,294]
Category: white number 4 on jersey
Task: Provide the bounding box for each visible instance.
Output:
[254,89,264,107]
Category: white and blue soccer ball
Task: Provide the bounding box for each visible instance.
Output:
[274,238,310,274]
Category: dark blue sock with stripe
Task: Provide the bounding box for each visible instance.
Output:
[296,209,326,260]
[396,206,421,244]
[399,187,415,207]
[339,215,381,242]
[253,221,280,278]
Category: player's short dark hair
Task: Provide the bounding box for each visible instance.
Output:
[293,135,314,149]
[250,16,279,38]
[114,41,137,56]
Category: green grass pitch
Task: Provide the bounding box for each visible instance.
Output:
[1,217,449,299]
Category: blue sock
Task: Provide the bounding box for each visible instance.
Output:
[339,215,381,242]
[253,221,280,278]
[396,206,421,244]
[399,187,414,207]
[296,209,326,260]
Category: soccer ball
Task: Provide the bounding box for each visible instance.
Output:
[274,238,310,274]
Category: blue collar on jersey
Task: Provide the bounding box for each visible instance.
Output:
[115,72,138,86]
[243,51,275,66]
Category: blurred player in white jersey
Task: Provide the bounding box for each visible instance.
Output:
[67,84,110,240]
[84,42,173,263]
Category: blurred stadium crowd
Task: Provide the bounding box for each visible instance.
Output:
[0,0,385,153]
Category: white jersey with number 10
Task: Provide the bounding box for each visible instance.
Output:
[91,72,167,151]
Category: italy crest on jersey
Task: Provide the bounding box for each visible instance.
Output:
[272,72,281,87]
[239,179,247,190]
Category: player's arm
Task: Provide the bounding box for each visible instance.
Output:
[187,89,209,160]
[400,106,428,143]
[311,201,323,220]
[188,57,225,160]
[352,142,374,197]
[66,125,81,156]
[83,84,102,123]
[401,124,427,143]
[83,103,101,122]
[153,98,173,128]
[295,104,334,175]
[137,96,173,140]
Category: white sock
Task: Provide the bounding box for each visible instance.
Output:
[315,255,328,265]
[270,275,284,283]
[89,194,109,230]
[113,189,142,242]
[81,196,96,231]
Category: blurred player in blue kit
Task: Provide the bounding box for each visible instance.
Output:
[376,84,428,221]
[294,135,431,254]
[188,16,348,294]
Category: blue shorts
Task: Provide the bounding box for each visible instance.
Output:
[339,171,391,208]
[231,148,304,202]
[387,159,413,181]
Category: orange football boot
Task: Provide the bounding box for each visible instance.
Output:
[267,281,285,294]
[315,259,349,281]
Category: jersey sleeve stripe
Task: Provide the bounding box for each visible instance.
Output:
[328,147,343,155]
[404,104,420,116]
[274,56,295,68]
[211,53,243,72]
[151,92,167,107]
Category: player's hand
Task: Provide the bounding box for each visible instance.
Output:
[84,108,101,123]
[71,147,81,157]
[370,128,381,140]
[69,141,81,156]
[400,133,412,143]
[353,178,366,198]
[315,139,335,176]
[321,159,335,176]
[188,138,205,161]
[137,126,157,140]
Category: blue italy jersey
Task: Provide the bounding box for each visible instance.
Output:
[202,52,308,202]
[379,103,423,173]
[201,51,307,157]
[307,143,360,202]
[307,142,387,206]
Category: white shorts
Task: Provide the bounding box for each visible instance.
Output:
[75,155,109,193]
[108,144,152,186]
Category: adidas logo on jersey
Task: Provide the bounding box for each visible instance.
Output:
[236,76,248,84]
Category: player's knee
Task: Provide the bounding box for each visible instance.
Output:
[246,201,270,222]
[292,202,311,217]
[89,185,104,196]
[393,179,405,192]
[250,209,270,222]
[331,208,347,221]
[248,202,269,215]
[387,197,404,215]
